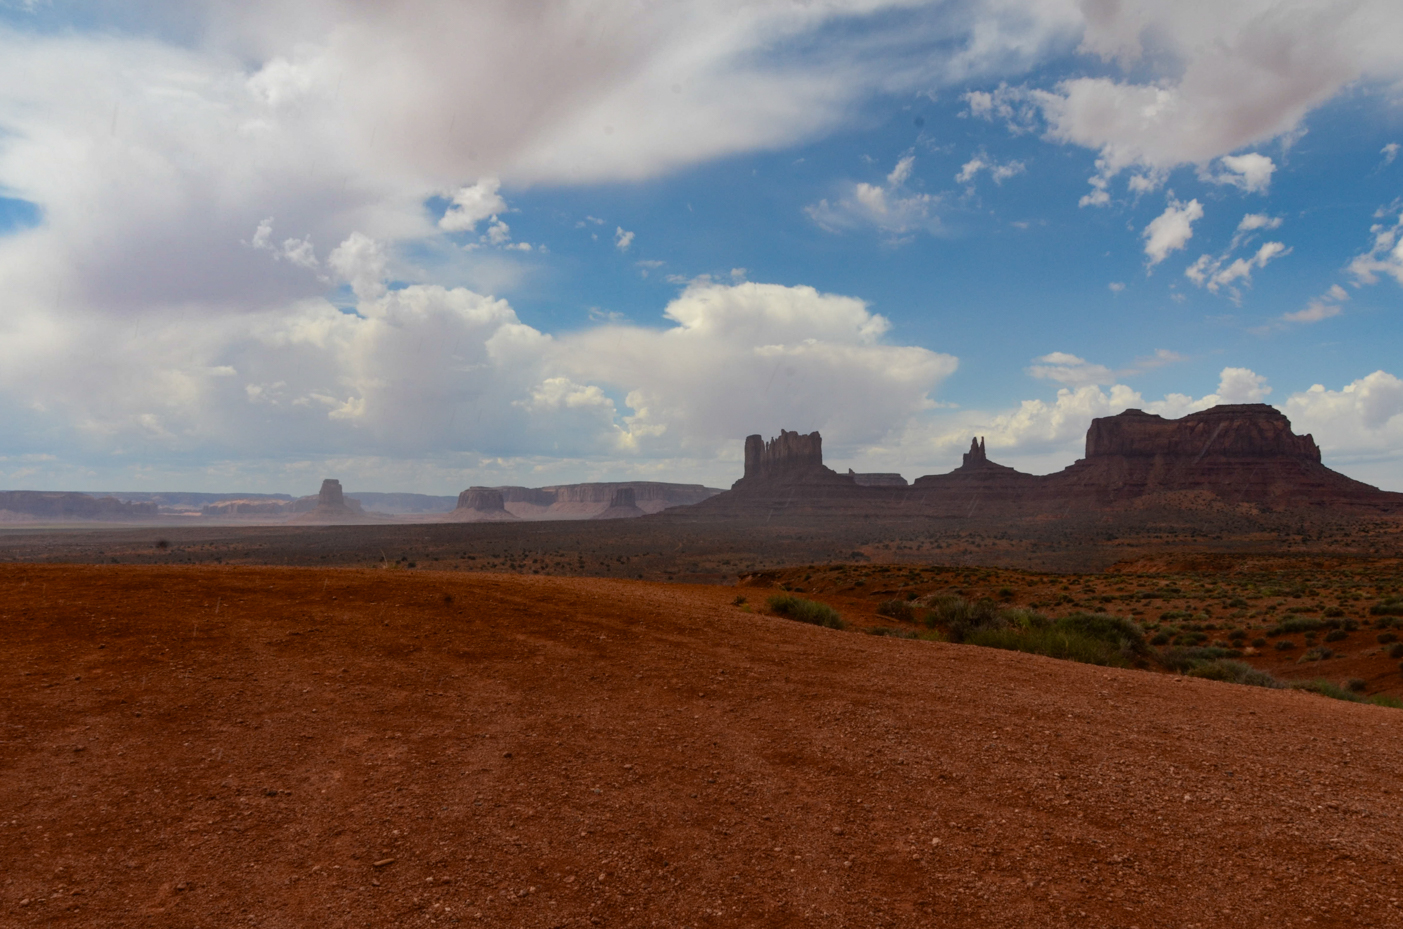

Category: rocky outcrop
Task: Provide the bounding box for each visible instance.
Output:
[678,406,1403,519]
[1083,405,1320,461]
[0,491,158,521]
[848,470,908,487]
[593,487,647,520]
[739,430,846,485]
[289,479,374,523]
[201,499,289,517]
[443,487,518,522]
[495,482,720,519]
[1043,404,1390,508]
[688,429,875,515]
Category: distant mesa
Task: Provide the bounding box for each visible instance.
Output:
[444,487,519,522]
[848,470,908,487]
[681,405,1403,518]
[288,479,374,524]
[593,487,647,520]
[448,482,721,521]
[0,491,157,522]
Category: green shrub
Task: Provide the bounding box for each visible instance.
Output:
[1324,606,1345,618]
[963,626,1133,667]
[876,599,916,622]
[930,596,1004,643]
[1275,640,1296,651]
[1057,612,1148,658]
[866,626,918,639]
[1292,679,1360,702]
[1269,616,1327,636]
[1370,693,1403,709]
[1228,597,1249,608]
[1150,631,1171,646]
[1378,632,1399,645]
[767,594,844,630]
[1251,637,1267,648]
[1324,629,1348,643]
[1389,643,1403,659]
[1347,678,1367,693]
[1299,646,1335,662]
[1187,659,1284,689]
[1158,646,1241,673]
[1370,598,1403,616]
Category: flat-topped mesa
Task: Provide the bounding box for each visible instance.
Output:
[444,486,517,522]
[736,430,850,486]
[457,487,507,512]
[848,470,908,487]
[1085,404,1321,461]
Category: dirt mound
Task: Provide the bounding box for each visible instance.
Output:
[4,564,1401,928]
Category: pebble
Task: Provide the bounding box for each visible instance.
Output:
[373,858,395,868]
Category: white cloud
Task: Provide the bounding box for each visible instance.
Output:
[1143,198,1203,267]
[439,178,508,233]
[614,227,634,252]
[1204,153,1275,193]
[0,269,957,483]
[1383,143,1400,166]
[955,151,1026,186]
[1108,281,1125,293]
[999,1,1403,203]
[1347,203,1403,287]
[917,365,1273,474]
[1277,284,1348,326]
[327,233,388,302]
[1187,239,1290,298]
[1284,371,1403,487]
[806,154,940,239]
[1026,352,1115,387]
[1236,213,1283,235]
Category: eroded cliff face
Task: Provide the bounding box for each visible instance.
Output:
[1084,405,1321,462]
[742,430,829,482]
[1048,404,1383,508]
[443,487,518,522]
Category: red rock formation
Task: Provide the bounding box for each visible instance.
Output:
[289,479,374,523]
[1045,404,1396,508]
[444,487,518,522]
[0,492,157,520]
[740,430,835,483]
[592,487,647,520]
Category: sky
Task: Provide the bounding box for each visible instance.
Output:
[1,0,1402,495]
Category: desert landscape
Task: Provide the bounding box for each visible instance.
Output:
[9,6,1403,927]
[4,408,1403,927]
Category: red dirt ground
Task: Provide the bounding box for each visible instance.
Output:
[3,564,1402,928]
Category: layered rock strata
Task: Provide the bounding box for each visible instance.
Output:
[443,487,518,522]
[593,487,647,520]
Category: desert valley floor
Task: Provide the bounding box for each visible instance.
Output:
[3,559,1403,928]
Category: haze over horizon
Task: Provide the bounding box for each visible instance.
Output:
[2,0,1402,496]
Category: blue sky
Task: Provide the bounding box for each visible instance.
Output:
[1,0,1402,494]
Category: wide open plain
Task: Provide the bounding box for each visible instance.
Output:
[4,560,1403,928]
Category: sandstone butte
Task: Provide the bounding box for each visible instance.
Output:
[287,479,375,525]
[687,404,1403,516]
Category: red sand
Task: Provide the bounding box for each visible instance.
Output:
[3,564,1402,928]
